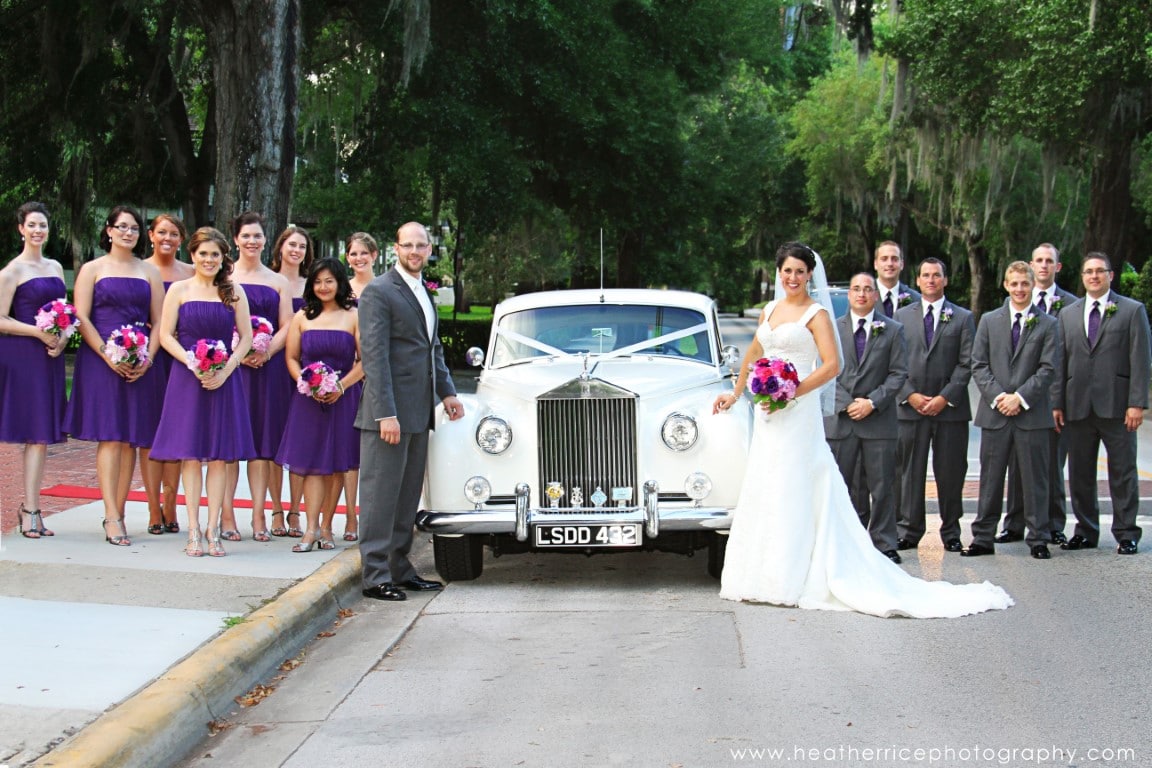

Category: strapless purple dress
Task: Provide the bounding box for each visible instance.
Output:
[237,283,291,459]
[64,276,164,446]
[150,301,255,461]
[275,329,360,475]
[0,275,68,443]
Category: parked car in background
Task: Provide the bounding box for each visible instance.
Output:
[417,289,753,581]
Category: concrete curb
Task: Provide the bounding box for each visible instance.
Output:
[31,547,364,768]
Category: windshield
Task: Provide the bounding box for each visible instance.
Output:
[490,303,714,368]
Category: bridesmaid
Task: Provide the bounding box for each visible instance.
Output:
[276,258,362,552]
[270,225,315,536]
[142,213,193,535]
[223,212,293,541]
[64,205,165,546]
[340,231,377,541]
[0,202,67,538]
[151,227,255,557]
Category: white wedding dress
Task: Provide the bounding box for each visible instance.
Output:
[719,302,1013,618]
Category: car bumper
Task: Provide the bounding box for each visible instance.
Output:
[416,481,732,540]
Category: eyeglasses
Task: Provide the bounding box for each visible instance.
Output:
[849,287,876,294]
[1081,268,1111,276]
[111,224,141,234]
[397,242,431,252]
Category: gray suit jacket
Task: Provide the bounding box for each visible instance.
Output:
[355,268,456,433]
[971,302,1060,430]
[1052,291,1151,420]
[878,282,921,317]
[894,299,974,422]
[824,314,908,439]
[1034,284,1076,316]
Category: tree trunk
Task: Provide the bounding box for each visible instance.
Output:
[616,228,644,288]
[1083,130,1143,273]
[192,0,301,236]
[965,235,991,321]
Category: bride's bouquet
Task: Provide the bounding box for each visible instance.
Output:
[749,357,800,414]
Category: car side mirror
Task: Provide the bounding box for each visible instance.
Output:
[466,346,485,367]
[721,345,740,374]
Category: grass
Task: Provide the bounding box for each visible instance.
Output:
[221,615,246,629]
[437,305,492,321]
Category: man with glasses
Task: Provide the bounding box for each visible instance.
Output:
[824,272,909,562]
[1052,253,1150,555]
[998,243,1077,545]
[356,222,466,601]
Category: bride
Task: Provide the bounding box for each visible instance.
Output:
[713,242,1012,618]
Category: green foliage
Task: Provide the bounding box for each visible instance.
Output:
[437,316,493,369]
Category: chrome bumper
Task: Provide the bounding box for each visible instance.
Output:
[416,481,732,540]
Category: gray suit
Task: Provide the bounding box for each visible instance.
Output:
[1052,291,1151,545]
[969,302,1061,548]
[894,299,975,545]
[877,283,921,318]
[1003,283,1077,537]
[824,314,908,551]
[356,267,456,589]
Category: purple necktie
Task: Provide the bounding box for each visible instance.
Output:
[882,293,894,318]
[923,305,935,348]
[1087,300,1101,346]
[1036,291,1047,314]
[1011,312,1022,352]
[855,318,867,362]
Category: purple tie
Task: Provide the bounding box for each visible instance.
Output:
[1036,291,1047,314]
[923,305,935,348]
[1011,312,1022,352]
[855,318,867,362]
[882,292,894,318]
[1087,300,1101,346]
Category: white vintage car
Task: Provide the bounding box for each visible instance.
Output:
[416,289,753,580]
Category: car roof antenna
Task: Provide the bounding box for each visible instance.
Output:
[599,228,605,303]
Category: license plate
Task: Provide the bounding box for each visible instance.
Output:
[533,523,642,548]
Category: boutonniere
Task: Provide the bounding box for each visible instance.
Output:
[1050,298,1064,313]
[870,320,886,337]
[1104,301,1118,317]
[424,279,439,296]
[897,291,912,307]
[1023,315,1038,330]
[939,306,954,324]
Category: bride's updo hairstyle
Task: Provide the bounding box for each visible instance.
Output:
[775,242,817,271]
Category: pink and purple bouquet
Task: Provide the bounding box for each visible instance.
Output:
[35,299,81,340]
[232,315,275,355]
[297,361,341,397]
[104,325,150,367]
[749,356,800,413]
[185,338,229,376]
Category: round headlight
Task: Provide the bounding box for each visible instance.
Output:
[464,476,492,505]
[684,472,713,500]
[661,412,699,451]
[476,416,512,454]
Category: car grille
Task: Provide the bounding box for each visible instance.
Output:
[537,384,637,511]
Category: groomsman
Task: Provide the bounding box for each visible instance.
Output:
[874,241,921,318]
[998,243,1077,544]
[1052,252,1151,555]
[963,262,1061,559]
[894,258,975,553]
[824,272,909,563]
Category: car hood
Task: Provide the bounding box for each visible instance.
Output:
[478,357,725,400]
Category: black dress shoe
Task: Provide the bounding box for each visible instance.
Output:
[960,543,994,557]
[896,538,916,551]
[1051,531,1068,545]
[362,583,407,601]
[882,549,902,564]
[1030,544,1051,560]
[1117,539,1139,555]
[1060,534,1097,550]
[943,538,963,553]
[994,530,1024,544]
[397,576,444,591]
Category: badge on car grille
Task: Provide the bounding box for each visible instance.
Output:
[591,486,608,508]
[546,481,565,508]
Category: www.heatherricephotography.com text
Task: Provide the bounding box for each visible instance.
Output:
[728,744,1137,765]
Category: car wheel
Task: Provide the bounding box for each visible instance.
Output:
[707,531,728,580]
[432,534,484,581]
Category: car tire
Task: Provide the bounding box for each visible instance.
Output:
[707,531,728,580]
[432,534,484,581]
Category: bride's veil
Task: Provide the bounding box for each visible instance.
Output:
[773,245,843,417]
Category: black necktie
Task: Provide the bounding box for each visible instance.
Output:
[882,292,894,318]
[1087,301,1101,347]
[1011,312,1022,352]
[855,318,867,362]
[1036,291,1046,314]
[924,305,935,348]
